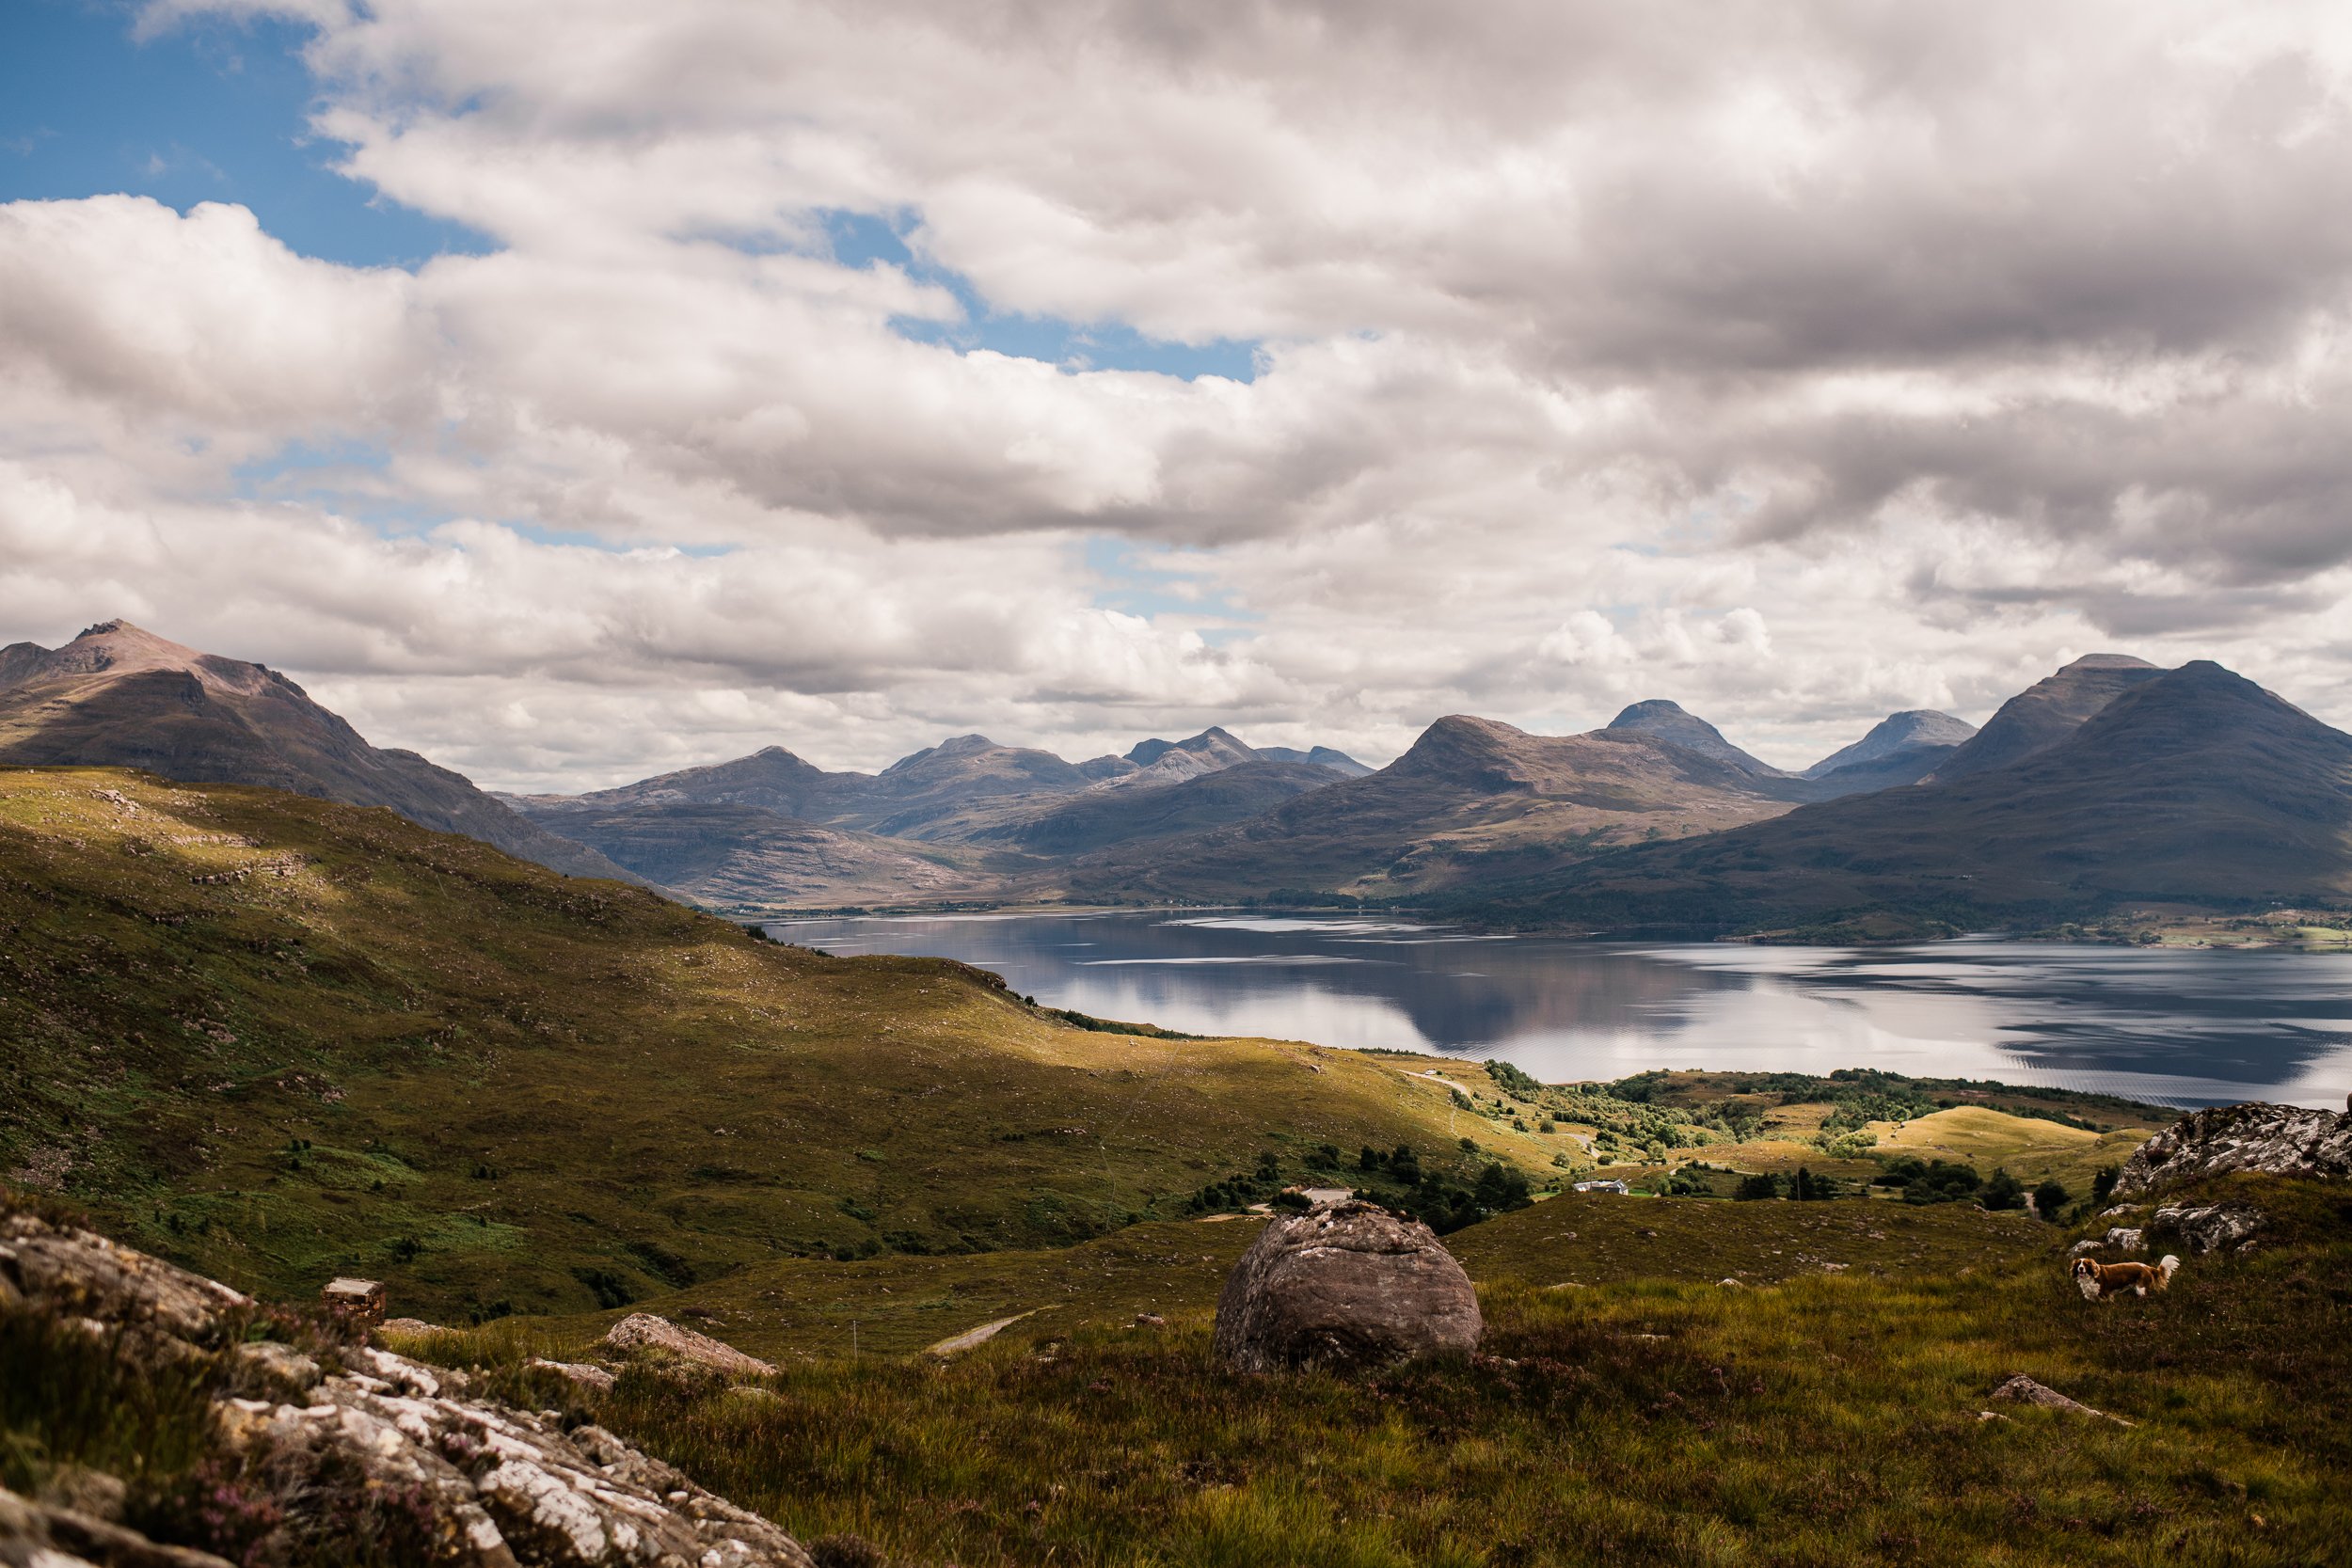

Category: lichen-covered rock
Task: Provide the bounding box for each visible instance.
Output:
[1213,1200,1481,1373]
[1,1205,814,1568]
[0,1212,249,1345]
[2113,1102,2352,1197]
[2152,1202,2266,1254]
[601,1313,776,1377]
[2102,1227,2145,1253]
[213,1371,814,1567]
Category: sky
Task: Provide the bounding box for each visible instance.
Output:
[6,1,2352,790]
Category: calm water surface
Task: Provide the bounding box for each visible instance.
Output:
[770,911,2352,1109]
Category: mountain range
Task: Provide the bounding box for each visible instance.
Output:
[1461,657,2352,932]
[8,617,2345,931]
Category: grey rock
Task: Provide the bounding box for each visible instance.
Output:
[2068,1239,2105,1258]
[214,1371,814,1567]
[1,1204,813,1568]
[601,1314,776,1377]
[2102,1227,2146,1253]
[2113,1102,2352,1197]
[0,1212,249,1345]
[2152,1202,2266,1254]
[229,1339,322,1400]
[529,1358,619,1392]
[1213,1200,1481,1373]
[1990,1374,2133,1427]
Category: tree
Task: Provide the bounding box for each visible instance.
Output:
[1980,1168,2026,1212]
[2032,1179,2070,1220]
[2090,1164,2121,1206]
[1734,1173,1782,1201]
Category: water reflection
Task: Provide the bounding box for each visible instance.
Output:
[770,911,2352,1109]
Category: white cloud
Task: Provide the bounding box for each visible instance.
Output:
[3,2,2352,787]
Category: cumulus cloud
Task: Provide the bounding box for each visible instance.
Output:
[3,0,2352,786]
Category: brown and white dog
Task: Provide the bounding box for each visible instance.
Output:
[2072,1254,2181,1300]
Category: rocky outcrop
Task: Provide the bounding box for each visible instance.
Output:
[1212,1201,1482,1373]
[2152,1202,2266,1254]
[212,1355,812,1567]
[0,1206,812,1568]
[2112,1102,2352,1198]
[600,1314,775,1377]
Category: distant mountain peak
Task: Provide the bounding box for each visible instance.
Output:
[7,617,278,699]
[1802,709,1977,780]
[1603,700,1784,777]
[1928,655,2169,782]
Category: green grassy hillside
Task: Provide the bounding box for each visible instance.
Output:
[376,1172,2350,1567]
[0,767,1545,1322]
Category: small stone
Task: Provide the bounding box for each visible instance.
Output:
[529,1356,618,1392]
[602,1312,776,1377]
[2152,1202,2266,1254]
[1990,1374,2133,1426]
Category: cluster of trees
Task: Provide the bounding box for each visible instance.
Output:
[1182,1141,1536,1235]
[1732,1166,1846,1201]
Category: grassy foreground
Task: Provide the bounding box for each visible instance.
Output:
[382,1173,2348,1568]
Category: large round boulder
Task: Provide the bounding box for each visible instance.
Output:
[1212,1201,1482,1372]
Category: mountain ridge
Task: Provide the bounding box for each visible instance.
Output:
[0,620,641,886]
[1456,658,2352,931]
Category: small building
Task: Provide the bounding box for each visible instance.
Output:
[1572,1179,1630,1196]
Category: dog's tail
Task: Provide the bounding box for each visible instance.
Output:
[2155,1255,2181,1290]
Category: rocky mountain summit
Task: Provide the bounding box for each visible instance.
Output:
[1801,708,1978,784]
[1605,699,1788,778]
[0,1202,815,1568]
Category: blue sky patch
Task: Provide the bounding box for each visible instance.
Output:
[824,210,1263,383]
[1,0,489,267]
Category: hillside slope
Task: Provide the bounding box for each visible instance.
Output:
[505,800,1006,906]
[0,620,637,884]
[1464,660,2352,930]
[0,767,1540,1320]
